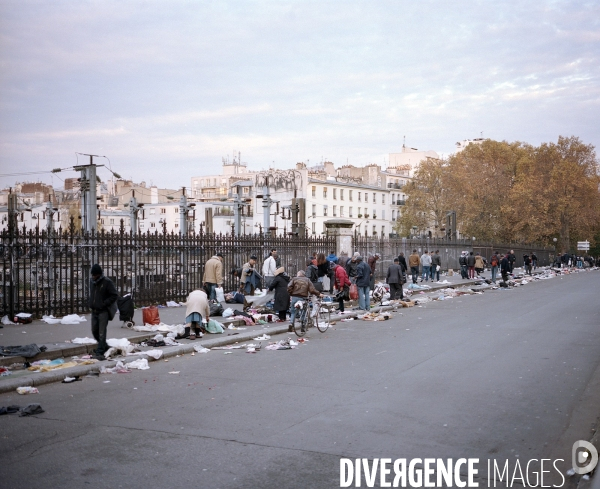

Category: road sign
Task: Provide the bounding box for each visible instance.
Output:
[577,241,590,251]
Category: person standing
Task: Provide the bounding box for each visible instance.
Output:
[184,289,210,340]
[474,253,485,276]
[337,251,349,269]
[531,252,538,270]
[420,250,432,282]
[89,264,118,359]
[500,254,510,284]
[408,249,420,284]
[431,250,441,282]
[203,253,223,301]
[316,252,334,293]
[239,255,259,295]
[490,251,500,283]
[355,255,372,311]
[367,253,380,290]
[386,258,404,300]
[508,250,516,273]
[467,251,476,279]
[332,263,351,313]
[345,252,360,283]
[326,250,338,264]
[268,267,290,322]
[262,250,278,289]
[459,251,468,279]
[398,252,408,273]
[524,254,532,275]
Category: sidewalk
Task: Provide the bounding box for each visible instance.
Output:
[0,268,542,394]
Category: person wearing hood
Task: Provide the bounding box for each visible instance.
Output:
[326,251,338,264]
[355,255,372,311]
[268,267,290,323]
[88,264,118,359]
[203,253,223,300]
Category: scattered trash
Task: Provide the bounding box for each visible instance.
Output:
[70,337,97,345]
[144,349,163,360]
[62,376,82,383]
[41,314,86,325]
[166,301,181,307]
[1,315,15,325]
[126,358,150,370]
[193,345,210,353]
[0,367,11,376]
[17,386,39,395]
[168,371,180,374]
[222,308,234,318]
[253,334,271,341]
[19,404,44,416]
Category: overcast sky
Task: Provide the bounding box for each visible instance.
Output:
[1,1,598,190]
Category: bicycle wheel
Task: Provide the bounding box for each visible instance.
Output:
[316,304,331,333]
[293,303,309,337]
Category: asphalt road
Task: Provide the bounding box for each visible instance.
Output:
[0,271,599,489]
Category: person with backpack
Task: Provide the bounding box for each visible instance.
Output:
[305,259,322,292]
[490,251,500,283]
[332,263,351,313]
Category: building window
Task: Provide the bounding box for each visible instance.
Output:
[323,187,328,198]
[160,208,166,214]
[373,225,377,235]
[150,222,156,228]
[109,219,114,225]
[349,207,353,218]
[340,189,344,200]
[349,190,353,201]
[175,223,179,228]
[382,210,385,220]
[312,186,316,197]
[323,223,326,233]
[382,226,385,236]
[364,208,368,217]
[392,210,396,220]
[340,206,344,217]
[364,192,367,203]
[101,219,105,225]
[312,222,316,234]
[333,188,337,200]
[323,205,328,217]
[358,192,361,202]
[382,194,385,204]
[373,192,376,203]
[358,207,361,216]
[243,187,249,194]
[175,207,179,213]
[333,205,337,217]
[150,209,156,215]
[312,204,316,217]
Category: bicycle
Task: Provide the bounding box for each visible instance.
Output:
[291,295,332,337]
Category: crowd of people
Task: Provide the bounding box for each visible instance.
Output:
[84,246,597,358]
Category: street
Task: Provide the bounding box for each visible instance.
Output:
[1,270,599,489]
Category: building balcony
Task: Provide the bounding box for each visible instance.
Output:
[387,183,405,189]
[395,200,406,206]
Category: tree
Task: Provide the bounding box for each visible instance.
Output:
[509,136,600,252]
[396,157,450,237]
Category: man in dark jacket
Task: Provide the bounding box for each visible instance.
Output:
[386,258,404,300]
[459,251,468,279]
[508,250,516,273]
[355,256,372,311]
[397,252,408,273]
[467,251,476,279]
[89,264,118,358]
[345,252,360,283]
[431,250,441,282]
[500,254,511,284]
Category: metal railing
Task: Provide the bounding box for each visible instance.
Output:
[1,219,335,318]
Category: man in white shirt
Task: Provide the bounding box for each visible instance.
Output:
[262,250,278,288]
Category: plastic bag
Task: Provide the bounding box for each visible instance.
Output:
[142,306,160,325]
[215,287,225,303]
[349,284,359,301]
[205,319,224,334]
[222,308,234,318]
[209,301,224,316]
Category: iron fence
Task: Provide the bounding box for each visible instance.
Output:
[351,235,555,281]
[0,221,335,318]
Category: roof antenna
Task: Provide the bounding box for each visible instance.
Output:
[403,135,406,149]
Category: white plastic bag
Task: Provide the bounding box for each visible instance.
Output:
[222,308,234,318]
[127,358,150,370]
[215,287,225,303]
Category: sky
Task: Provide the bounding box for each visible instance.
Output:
[1,0,599,190]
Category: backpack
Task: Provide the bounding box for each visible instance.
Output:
[491,255,498,267]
